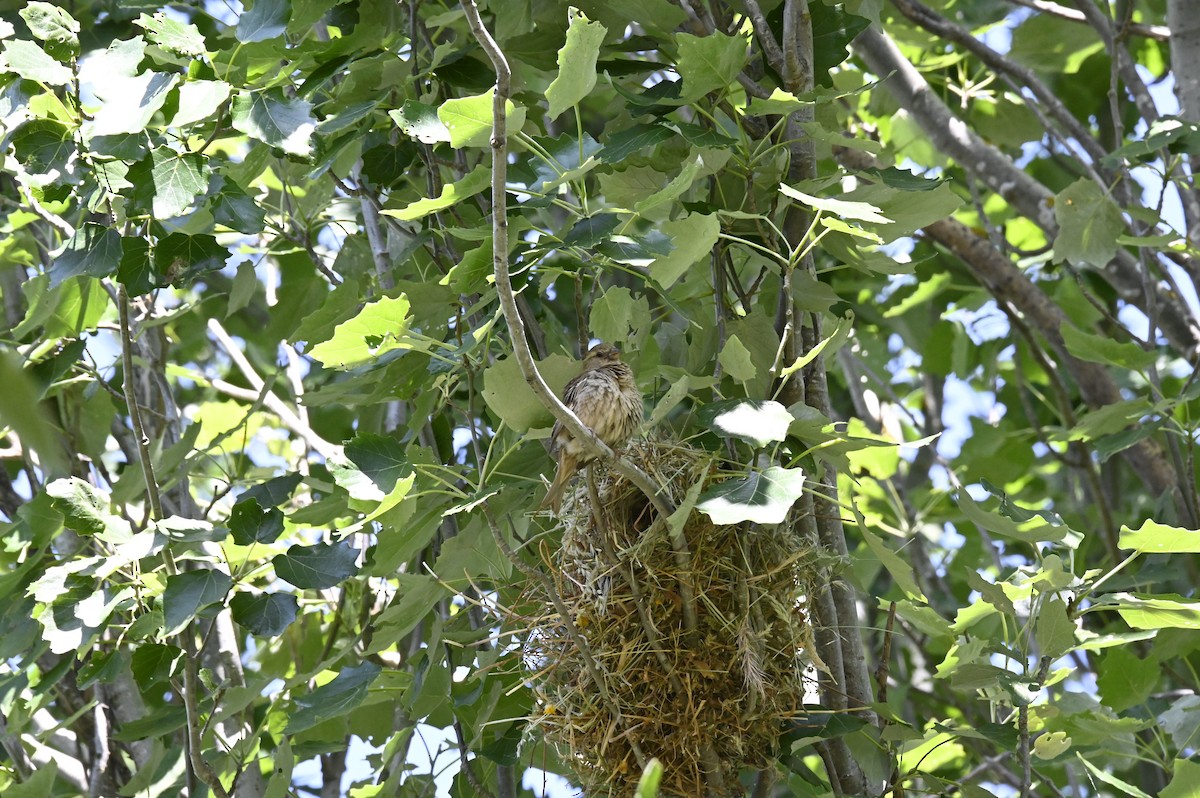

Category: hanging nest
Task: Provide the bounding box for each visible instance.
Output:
[524,438,819,796]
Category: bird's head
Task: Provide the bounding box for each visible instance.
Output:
[583,342,621,367]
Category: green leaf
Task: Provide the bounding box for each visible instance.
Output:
[480,353,578,432]
[589,286,646,345]
[699,399,793,448]
[170,80,231,127]
[562,215,619,248]
[1034,597,1074,660]
[117,237,157,293]
[718,334,756,382]
[45,477,118,536]
[240,473,303,507]
[365,575,450,653]
[87,71,179,136]
[1119,519,1200,553]
[636,758,663,798]
[48,224,122,288]
[1095,648,1156,713]
[228,500,285,545]
[1162,759,1200,798]
[1060,323,1157,370]
[1113,593,1200,630]
[153,233,228,284]
[696,466,806,525]
[130,643,183,687]
[135,12,206,56]
[162,568,234,636]
[437,89,526,148]
[232,90,316,156]
[10,118,76,179]
[273,540,361,589]
[634,153,704,215]
[127,149,209,219]
[675,31,746,101]
[650,213,719,288]
[1054,179,1124,267]
[546,8,607,118]
[597,123,674,164]
[1,39,73,85]
[3,760,57,798]
[308,294,415,369]
[780,184,891,223]
[956,492,1068,544]
[1076,754,1152,798]
[230,592,298,636]
[859,522,926,601]
[237,0,290,43]
[341,434,414,496]
[286,661,381,734]
[21,3,80,59]
[384,164,490,222]
[390,100,451,144]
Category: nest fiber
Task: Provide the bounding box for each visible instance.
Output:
[526,439,817,796]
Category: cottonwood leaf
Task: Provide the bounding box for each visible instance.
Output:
[170,80,231,127]
[48,224,122,288]
[228,500,285,545]
[390,100,450,143]
[383,165,490,221]
[127,149,208,219]
[780,183,891,222]
[237,0,289,43]
[480,354,577,431]
[230,592,298,637]
[676,31,746,101]
[1113,593,1200,630]
[699,399,793,448]
[1,39,72,85]
[437,90,526,148]
[11,119,76,180]
[1054,179,1123,267]
[651,213,719,287]
[286,661,381,733]
[87,71,178,136]
[273,540,360,589]
[546,9,607,118]
[135,12,206,56]
[1060,323,1157,371]
[308,294,415,369]
[21,3,80,59]
[697,466,805,525]
[162,568,233,635]
[1119,519,1200,553]
[232,90,316,156]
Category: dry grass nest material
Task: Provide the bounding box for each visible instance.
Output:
[525,438,819,796]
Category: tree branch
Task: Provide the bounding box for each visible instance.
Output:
[853,24,1200,353]
[1002,0,1169,41]
[458,0,674,519]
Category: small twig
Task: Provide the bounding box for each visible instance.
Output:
[1003,0,1168,40]
[206,319,339,459]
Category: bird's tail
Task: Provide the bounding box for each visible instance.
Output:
[538,457,574,513]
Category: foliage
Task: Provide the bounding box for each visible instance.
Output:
[1,0,1199,796]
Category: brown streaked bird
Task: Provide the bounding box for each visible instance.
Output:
[539,342,642,513]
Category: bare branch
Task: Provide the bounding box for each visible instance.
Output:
[207,319,339,459]
[1003,0,1169,41]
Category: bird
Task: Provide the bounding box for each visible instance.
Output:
[539,342,643,513]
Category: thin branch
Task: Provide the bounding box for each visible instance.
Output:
[206,319,339,459]
[117,285,165,522]
[1002,0,1169,41]
[459,0,674,519]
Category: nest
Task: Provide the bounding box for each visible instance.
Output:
[524,439,818,796]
